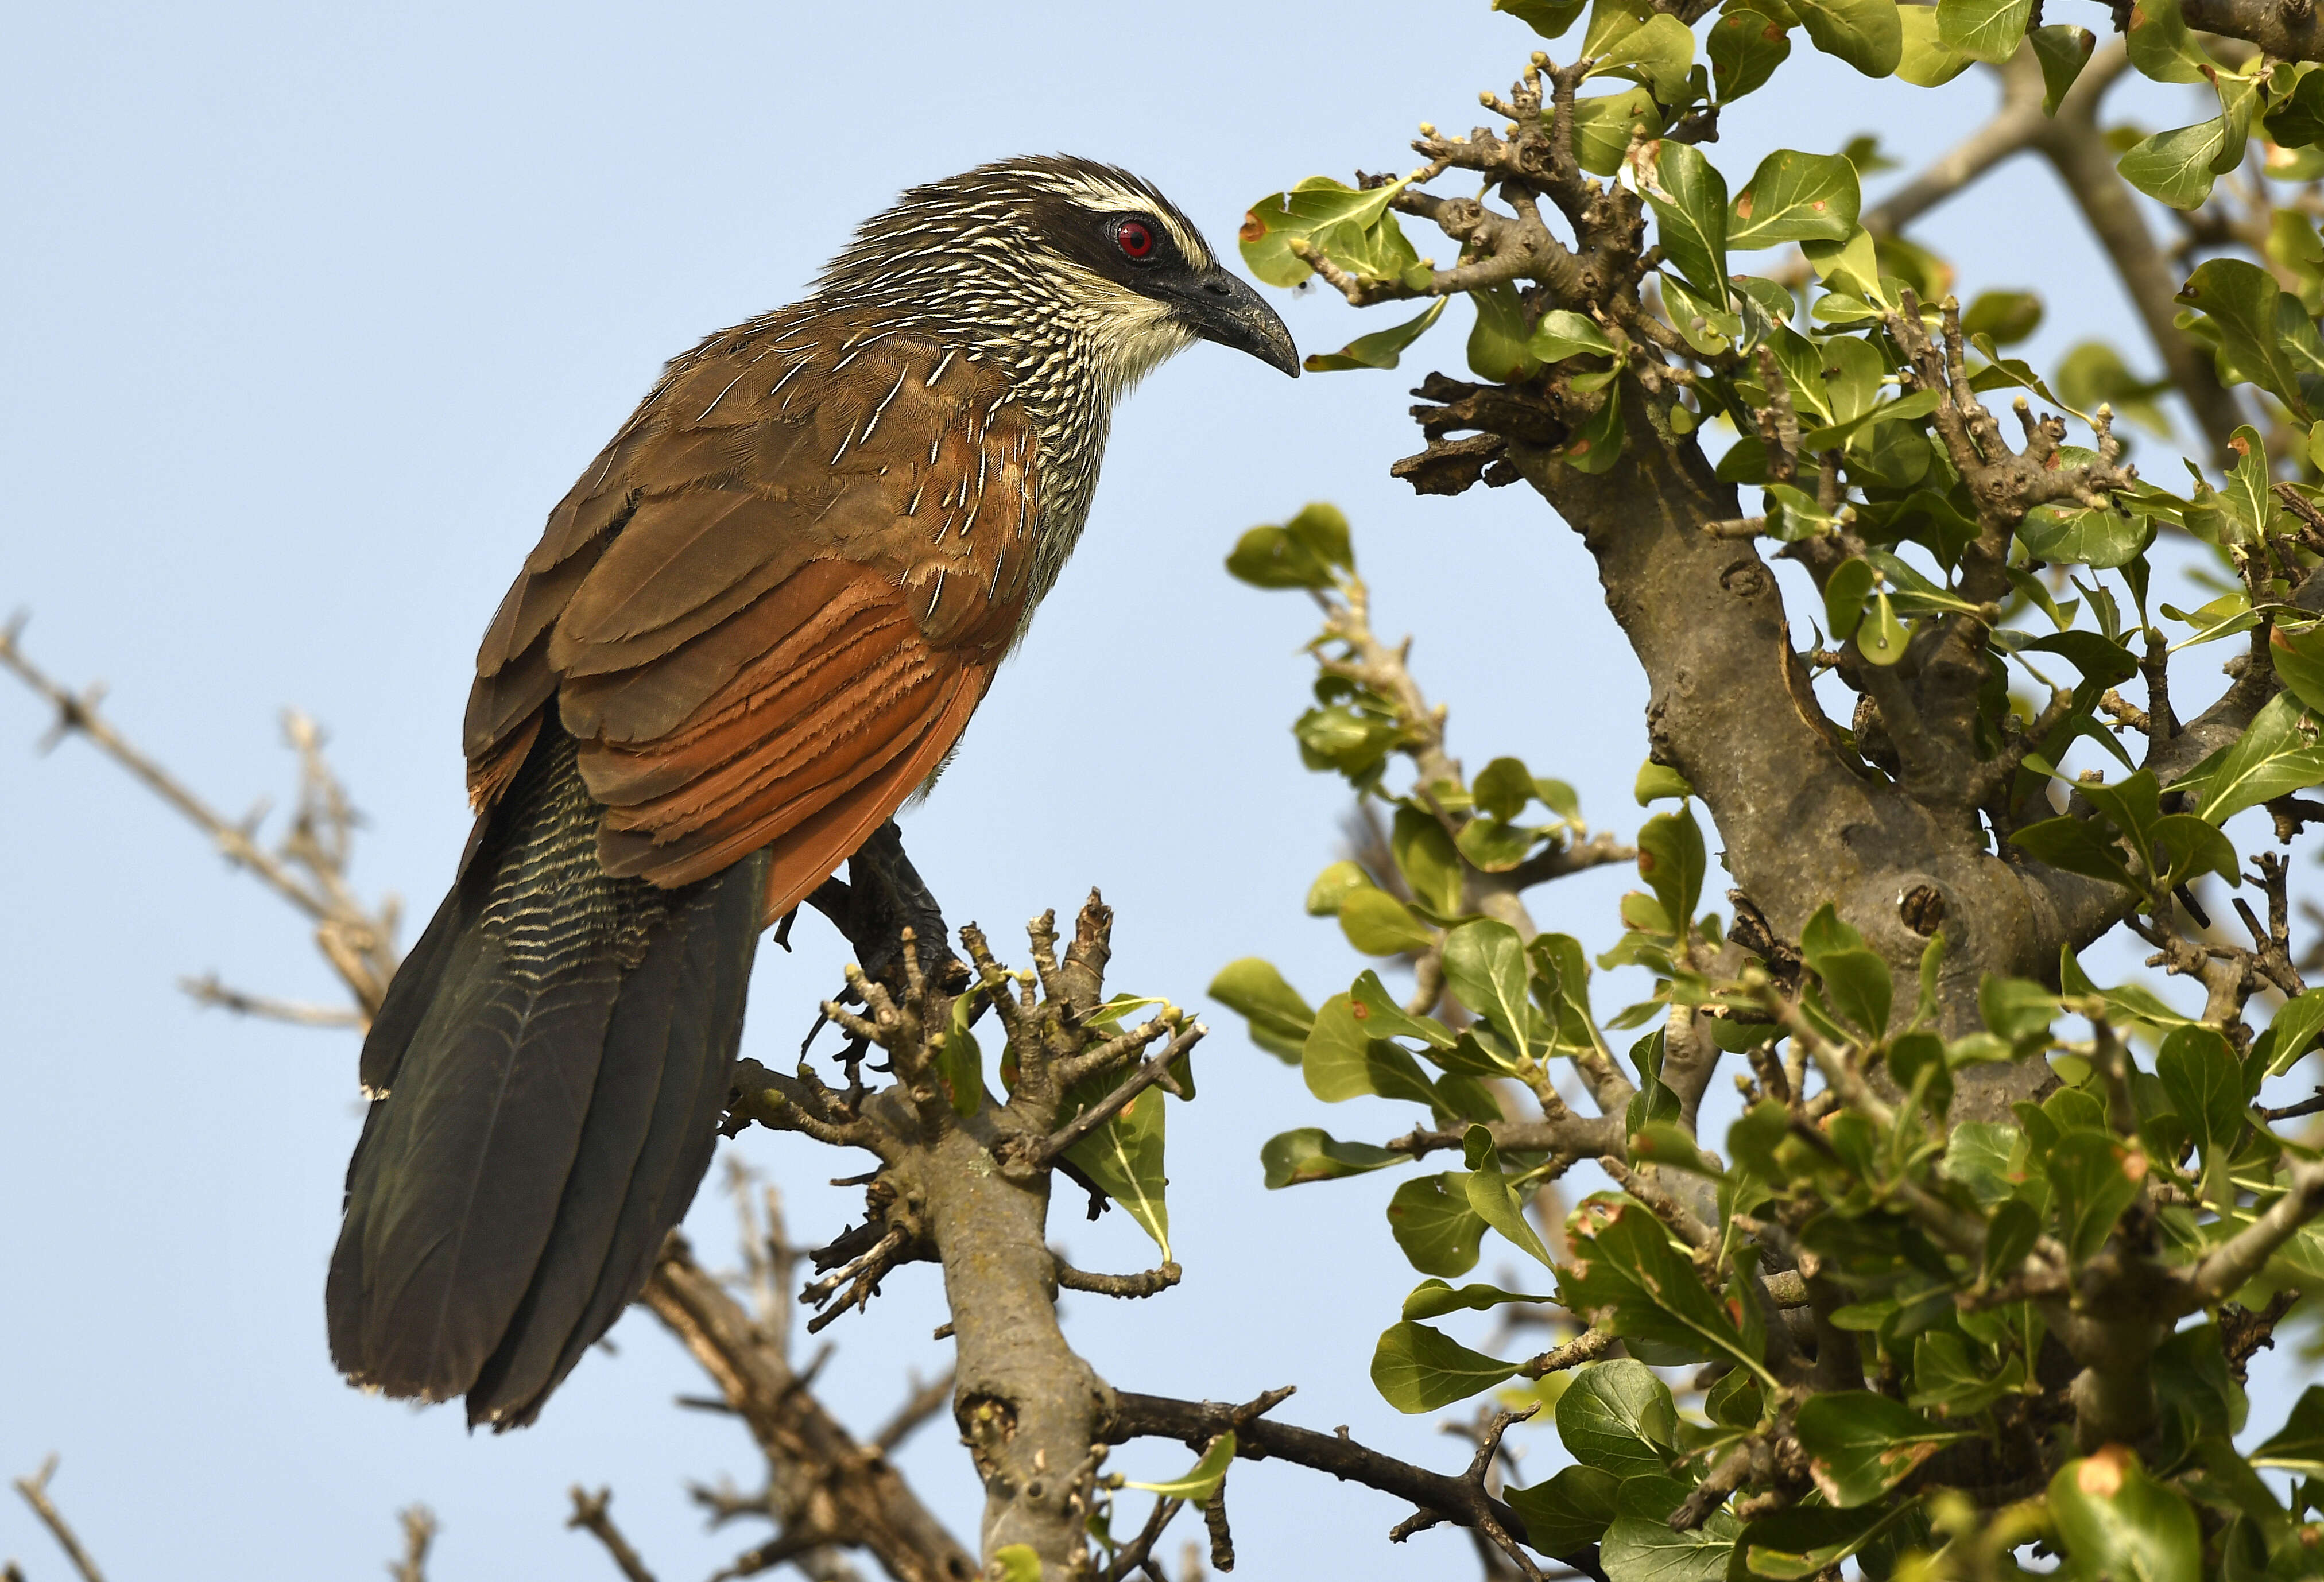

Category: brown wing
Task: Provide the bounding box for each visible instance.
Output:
[463,318,1041,916]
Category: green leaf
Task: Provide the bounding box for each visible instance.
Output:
[2265,987,2324,1077]
[1647,142,1730,304]
[1709,6,1792,101]
[1124,1430,1237,1500]
[1599,1510,1742,1580]
[2118,119,2233,211]
[2127,0,2213,84]
[1303,297,1448,373]
[2043,1129,2144,1263]
[2158,1023,2245,1201]
[1401,1277,1552,1319]
[1795,1391,1965,1506]
[1303,860,1372,918]
[1467,282,1542,384]
[2267,63,2324,149]
[1496,0,1587,37]
[1936,0,2031,64]
[1463,1131,1559,1269]
[1823,556,1877,640]
[1961,289,2043,346]
[2176,257,2324,421]
[1370,1321,1521,1412]
[1064,1085,1170,1259]
[1532,308,1621,365]
[2056,340,2172,437]
[1593,11,1698,99]
[1338,887,1436,956]
[2191,692,2324,824]
[1391,805,1465,916]
[1351,969,1458,1050]
[2016,501,2152,568]
[1568,86,1665,177]
[2252,1385,2324,1478]
[1582,0,1657,55]
[1564,383,1626,474]
[1983,1197,2040,1286]
[2048,1448,2203,1582]
[1790,0,1903,75]
[1911,1328,2024,1417]
[1208,958,1315,1064]
[927,986,986,1118]
[1239,176,1406,288]
[1895,3,1976,86]
[1563,1198,1762,1375]
[1388,1173,1489,1275]
[1508,1465,1620,1556]
[1943,1122,2026,1206]
[1730,151,1862,249]
[2272,619,2324,718]
[1810,942,1893,1039]
[1555,1359,1678,1479]
[2030,24,2096,111]
[2011,816,2137,891]
[1474,757,1541,821]
[1260,1127,1400,1188]
[1631,1119,1717,1174]
[1849,590,1905,666]
[1134,1430,1245,1496]
[1981,974,2059,1051]
[1738,1502,1923,1580]
[1636,760,1695,804]
[1303,994,1443,1108]
[990,1544,1043,1582]
[1635,806,1707,941]
[1457,815,1539,873]
[1226,514,1345,588]
[1442,920,1533,1042]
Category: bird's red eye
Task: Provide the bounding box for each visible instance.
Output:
[1117,220,1156,260]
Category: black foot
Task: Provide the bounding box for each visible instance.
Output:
[803,821,969,998]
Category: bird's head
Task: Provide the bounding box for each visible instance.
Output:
[819,155,1299,396]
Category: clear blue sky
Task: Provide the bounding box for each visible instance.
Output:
[1,2,2288,1577]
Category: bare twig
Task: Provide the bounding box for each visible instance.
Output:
[390,1505,436,1582]
[0,619,400,1017]
[10,1458,106,1582]
[567,1487,659,1582]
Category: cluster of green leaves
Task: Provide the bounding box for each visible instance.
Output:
[1210,508,2324,1577]
[1240,0,2324,831]
[938,986,1194,1259]
[1212,2,2324,1573]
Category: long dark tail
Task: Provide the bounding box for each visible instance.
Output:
[327,722,765,1428]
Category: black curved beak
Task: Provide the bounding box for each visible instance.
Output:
[1169,267,1300,377]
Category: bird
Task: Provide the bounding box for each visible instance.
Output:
[324,155,1297,1429]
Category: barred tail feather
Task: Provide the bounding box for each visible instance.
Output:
[326,724,764,1425]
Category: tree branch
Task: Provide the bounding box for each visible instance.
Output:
[1104,1393,1609,1582]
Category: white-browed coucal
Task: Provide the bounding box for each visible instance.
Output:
[326,156,1297,1426]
